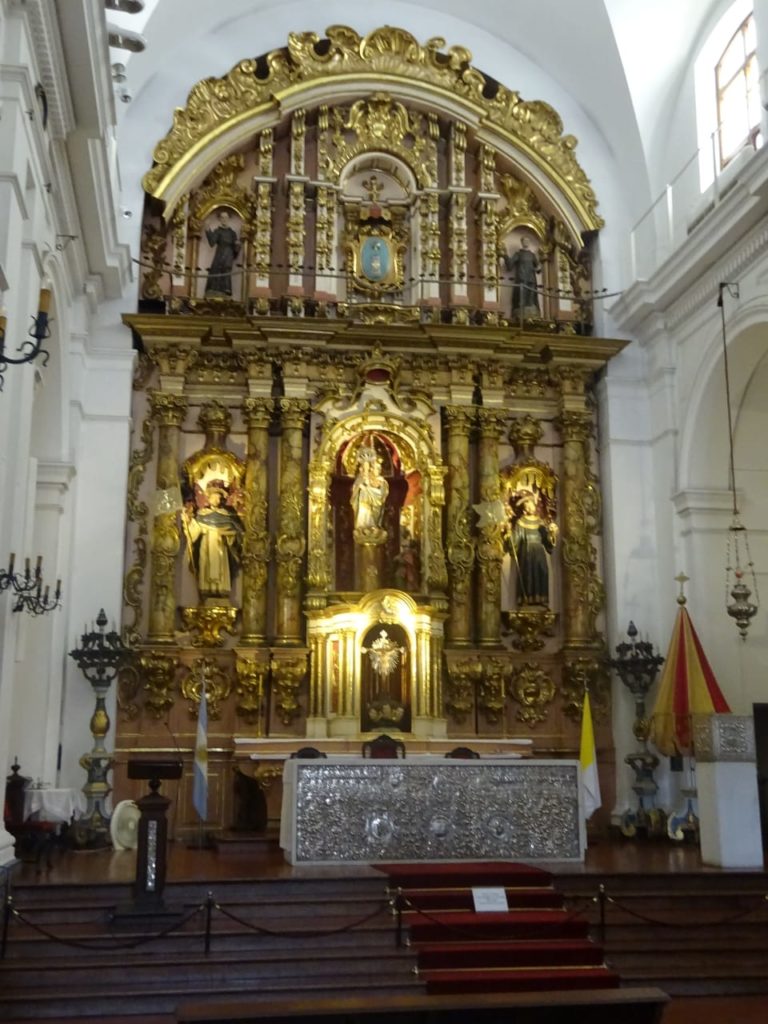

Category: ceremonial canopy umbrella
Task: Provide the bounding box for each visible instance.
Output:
[649,596,731,757]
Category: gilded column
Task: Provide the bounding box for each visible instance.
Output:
[476,144,501,312]
[147,392,187,643]
[275,399,309,644]
[558,409,604,645]
[240,398,274,644]
[445,406,475,645]
[475,408,506,646]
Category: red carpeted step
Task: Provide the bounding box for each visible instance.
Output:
[402,887,563,912]
[407,910,590,943]
[414,938,606,970]
[380,861,552,889]
[421,965,621,995]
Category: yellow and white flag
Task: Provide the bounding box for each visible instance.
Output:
[579,690,601,819]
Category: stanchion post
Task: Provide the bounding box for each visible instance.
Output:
[598,882,606,946]
[204,891,214,954]
[1,893,12,960]
[395,887,404,948]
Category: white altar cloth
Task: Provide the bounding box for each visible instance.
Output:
[23,788,87,824]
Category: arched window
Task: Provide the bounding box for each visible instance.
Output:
[716,12,761,168]
[695,0,762,190]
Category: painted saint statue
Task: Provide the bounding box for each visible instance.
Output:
[506,489,558,606]
[182,483,243,601]
[351,446,389,543]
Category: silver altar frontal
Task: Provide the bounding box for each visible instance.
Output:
[280,758,585,864]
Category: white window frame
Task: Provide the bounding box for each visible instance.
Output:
[695,0,759,191]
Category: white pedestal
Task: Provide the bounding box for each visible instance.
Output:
[694,714,764,868]
[697,762,763,867]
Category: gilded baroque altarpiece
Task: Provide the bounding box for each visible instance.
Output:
[116,26,625,838]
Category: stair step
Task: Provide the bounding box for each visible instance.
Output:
[414,938,605,969]
[421,964,621,995]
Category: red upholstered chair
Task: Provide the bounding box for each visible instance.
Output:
[444,746,480,759]
[362,734,406,759]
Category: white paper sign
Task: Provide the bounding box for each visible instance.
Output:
[472,887,509,912]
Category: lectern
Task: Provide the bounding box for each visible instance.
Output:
[125,758,182,914]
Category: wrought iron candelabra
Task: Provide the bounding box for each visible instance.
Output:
[0,553,61,614]
[608,621,666,838]
[0,288,52,391]
[68,609,134,848]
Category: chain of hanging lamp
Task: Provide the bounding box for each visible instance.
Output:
[718,282,759,639]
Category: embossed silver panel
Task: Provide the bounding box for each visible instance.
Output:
[693,714,756,762]
[284,759,583,863]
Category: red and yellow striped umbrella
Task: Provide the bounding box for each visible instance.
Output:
[649,604,731,756]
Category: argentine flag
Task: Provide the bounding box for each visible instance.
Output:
[579,689,601,819]
[192,682,208,821]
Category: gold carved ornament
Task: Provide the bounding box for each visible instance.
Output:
[181,658,231,720]
[477,656,510,725]
[235,656,269,729]
[123,417,154,648]
[444,656,482,722]
[270,656,306,727]
[181,606,239,647]
[509,663,556,727]
[140,651,180,719]
[143,26,602,233]
[561,656,609,724]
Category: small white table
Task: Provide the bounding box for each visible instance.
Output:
[23,788,87,824]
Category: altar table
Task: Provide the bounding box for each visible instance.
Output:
[280,757,585,865]
[23,787,87,824]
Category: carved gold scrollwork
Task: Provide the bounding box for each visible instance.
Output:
[117,663,141,721]
[180,606,239,647]
[147,344,198,381]
[509,662,556,727]
[181,657,231,720]
[497,174,548,241]
[235,656,269,730]
[561,655,609,724]
[140,650,179,719]
[444,656,482,722]
[123,417,154,647]
[270,655,307,726]
[478,656,509,724]
[505,608,556,651]
[140,223,167,300]
[189,153,251,227]
[144,26,602,233]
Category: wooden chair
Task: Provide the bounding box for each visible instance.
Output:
[4,760,58,871]
[289,747,327,758]
[361,734,406,759]
[444,746,480,759]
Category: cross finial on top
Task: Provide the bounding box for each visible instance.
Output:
[675,571,689,606]
[362,174,383,202]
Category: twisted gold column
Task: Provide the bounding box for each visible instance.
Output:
[240,398,274,644]
[275,399,309,644]
[147,392,187,643]
[475,409,506,646]
[558,410,602,645]
[445,406,475,645]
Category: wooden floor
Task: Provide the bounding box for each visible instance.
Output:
[5,837,768,1024]
[11,832,764,888]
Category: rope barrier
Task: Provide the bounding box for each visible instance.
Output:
[1,889,393,957]
[6,899,206,952]
[600,890,768,930]
[212,896,392,938]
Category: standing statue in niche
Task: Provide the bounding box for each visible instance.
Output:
[506,489,558,606]
[500,236,541,315]
[351,446,389,544]
[205,210,240,296]
[182,483,244,601]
